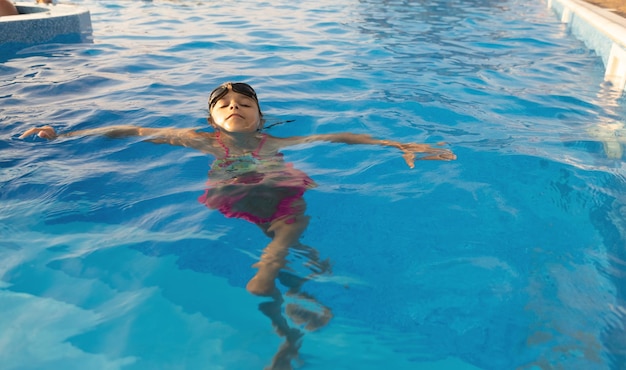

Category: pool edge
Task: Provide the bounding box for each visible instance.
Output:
[545,0,626,95]
[0,2,93,45]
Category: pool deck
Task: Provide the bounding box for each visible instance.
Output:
[583,0,626,18]
[546,0,626,94]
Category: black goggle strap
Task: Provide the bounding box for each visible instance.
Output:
[264,119,295,130]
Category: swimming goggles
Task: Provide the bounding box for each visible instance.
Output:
[209,82,258,110]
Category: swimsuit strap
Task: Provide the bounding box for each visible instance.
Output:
[216,131,267,158]
[215,130,229,157]
[252,134,268,157]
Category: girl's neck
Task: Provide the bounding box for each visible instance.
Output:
[216,130,263,155]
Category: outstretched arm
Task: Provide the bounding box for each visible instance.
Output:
[20,125,155,140]
[19,125,220,154]
[276,133,456,168]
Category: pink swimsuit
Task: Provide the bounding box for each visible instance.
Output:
[198,132,316,224]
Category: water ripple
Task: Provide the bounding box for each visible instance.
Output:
[2,0,626,369]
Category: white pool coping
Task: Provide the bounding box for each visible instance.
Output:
[0,2,92,45]
[545,0,626,95]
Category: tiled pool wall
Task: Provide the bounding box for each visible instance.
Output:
[546,0,626,95]
[0,2,92,45]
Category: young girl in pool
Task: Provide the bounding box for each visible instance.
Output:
[21,82,456,369]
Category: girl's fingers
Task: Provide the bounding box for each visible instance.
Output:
[402,151,416,168]
[404,148,456,163]
[19,126,57,140]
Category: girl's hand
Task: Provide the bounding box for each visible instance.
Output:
[397,142,456,168]
[19,126,58,140]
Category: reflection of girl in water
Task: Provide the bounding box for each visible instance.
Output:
[21,82,456,369]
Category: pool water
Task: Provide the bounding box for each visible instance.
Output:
[2,0,626,369]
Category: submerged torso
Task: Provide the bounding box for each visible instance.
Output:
[199,132,316,224]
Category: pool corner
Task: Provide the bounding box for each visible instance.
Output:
[0,2,92,46]
[545,0,626,95]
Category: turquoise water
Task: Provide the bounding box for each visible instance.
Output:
[2,0,626,369]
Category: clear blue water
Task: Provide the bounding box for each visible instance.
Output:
[2,0,626,369]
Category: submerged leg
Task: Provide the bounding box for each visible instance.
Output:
[285,292,333,332]
[245,199,332,369]
[278,245,333,332]
[248,215,310,368]
[265,329,303,370]
[258,294,304,370]
[246,214,310,296]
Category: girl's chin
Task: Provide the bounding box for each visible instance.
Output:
[223,127,257,133]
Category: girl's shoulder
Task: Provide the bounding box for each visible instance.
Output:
[169,128,222,154]
[187,128,217,137]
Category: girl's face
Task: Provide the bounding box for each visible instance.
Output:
[209,90,261,133]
